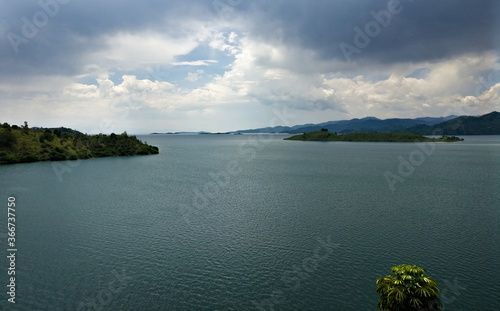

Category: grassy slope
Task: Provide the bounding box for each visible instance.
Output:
[284,131,464,142]
[0,126,159,165]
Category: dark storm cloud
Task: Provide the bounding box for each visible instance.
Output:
[0,0,214,77]
[244,0,499,64]
[0,0,498,78]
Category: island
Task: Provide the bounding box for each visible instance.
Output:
[0,122,159,165]
[284,130,464,142]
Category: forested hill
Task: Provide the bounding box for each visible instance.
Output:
[0,123,159,164]
[405,111,500,135]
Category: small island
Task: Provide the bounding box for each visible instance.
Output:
[284,130,464,142]
[0,122,159,165]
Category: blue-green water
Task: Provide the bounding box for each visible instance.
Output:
[1,134,499,310]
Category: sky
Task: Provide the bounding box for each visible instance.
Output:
[1,0,499,134]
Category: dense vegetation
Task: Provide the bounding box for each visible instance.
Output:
[406,111,500,135]
[0,122,159,164]
[284,130,463,142]
[376,264,442,311]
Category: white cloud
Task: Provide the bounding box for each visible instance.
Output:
[172,60,218,66]
[321,53,500,118]
[209,31,241,55]
[53,43,500,131]
[200,36,345,114]
[186,70,205,82]
[87,26,211,71]
[1,20,498,134]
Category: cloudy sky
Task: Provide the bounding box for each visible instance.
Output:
[1,0,499,134]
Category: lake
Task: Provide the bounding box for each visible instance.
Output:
[0,134,499,310]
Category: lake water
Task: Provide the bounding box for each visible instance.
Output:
[0,134,499,310]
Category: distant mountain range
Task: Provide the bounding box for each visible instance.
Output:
[405,111,500,135]
[236,111,500,135]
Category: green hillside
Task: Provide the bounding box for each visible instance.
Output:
[0,122,159,165]
[406,111,500,135]
[284,130,463,142]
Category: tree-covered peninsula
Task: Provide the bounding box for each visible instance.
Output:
[284,130,464,142]
[0,122,159,164]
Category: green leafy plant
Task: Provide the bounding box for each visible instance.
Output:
[376,264,443,311]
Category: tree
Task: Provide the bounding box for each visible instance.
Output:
[376,264,442,311]
[22,121,29,134]
[0,130,17,147]
[53,128,62,138]
[42,129,54,142]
